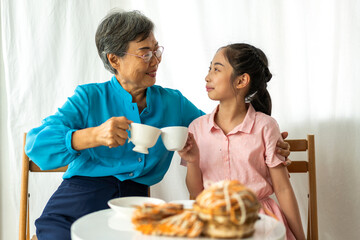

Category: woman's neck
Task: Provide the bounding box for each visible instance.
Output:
[132,91,147,113]
[215,99,248,135]
[116,77,147,113]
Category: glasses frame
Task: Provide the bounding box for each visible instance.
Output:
[121,46,164,63]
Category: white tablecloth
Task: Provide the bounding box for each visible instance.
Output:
[71,209,285,240]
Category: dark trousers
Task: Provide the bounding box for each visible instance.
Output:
[35,176,148,240]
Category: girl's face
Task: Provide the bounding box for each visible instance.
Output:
[205,48,235,101]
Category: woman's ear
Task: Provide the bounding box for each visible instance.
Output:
[107,53,120,70]
[235,73,250,89]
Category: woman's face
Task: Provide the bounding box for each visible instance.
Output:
[114,32,161,93]
[205,48,235,101]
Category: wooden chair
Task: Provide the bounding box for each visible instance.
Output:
[19,133,68,240]
[285,134,318,240]
[189,134,318,240]
[19,132,151,240]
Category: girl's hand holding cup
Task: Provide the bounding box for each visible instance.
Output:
[178,133,200,164]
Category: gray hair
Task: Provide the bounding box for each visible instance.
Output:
[95,10,154,74]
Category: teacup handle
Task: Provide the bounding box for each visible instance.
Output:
[128,124,132,143]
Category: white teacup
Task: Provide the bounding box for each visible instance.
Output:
[128,123,162,154]
[160,126,188,151]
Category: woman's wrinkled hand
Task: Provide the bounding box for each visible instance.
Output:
[96,116,133,148]
[178,133,200,164]
[277,131,292,166]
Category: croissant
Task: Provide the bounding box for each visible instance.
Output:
[132,203,203,238]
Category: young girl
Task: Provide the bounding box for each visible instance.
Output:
[179,43,305,240]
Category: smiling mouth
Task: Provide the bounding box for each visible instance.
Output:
[206,87,214,92]
[147,71,157,78]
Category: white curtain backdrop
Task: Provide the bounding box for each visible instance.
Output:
[1,0,360,239]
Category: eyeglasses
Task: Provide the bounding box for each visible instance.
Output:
[122,46,164,63]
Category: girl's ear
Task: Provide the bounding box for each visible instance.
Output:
[107,53,120,70]
[235,73,250,89]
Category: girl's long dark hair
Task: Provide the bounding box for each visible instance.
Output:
[223,43,272,115]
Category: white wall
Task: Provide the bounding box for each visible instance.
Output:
[0,4,17,238]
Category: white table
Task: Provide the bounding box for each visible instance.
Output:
[71,208,285,240]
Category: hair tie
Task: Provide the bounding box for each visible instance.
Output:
[245,91,258,103]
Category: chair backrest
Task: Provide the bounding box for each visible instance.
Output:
[19,132,151,240]
[188,135,318,240]
[285,134,318,240]
[19,133,67,240]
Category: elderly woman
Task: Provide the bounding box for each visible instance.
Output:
[25,10,290,240]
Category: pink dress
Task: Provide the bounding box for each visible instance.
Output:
[181,104,296,240]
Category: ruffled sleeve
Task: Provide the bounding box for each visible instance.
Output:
[25,86,89,170]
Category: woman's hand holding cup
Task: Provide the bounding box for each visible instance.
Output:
[96,116,133,148]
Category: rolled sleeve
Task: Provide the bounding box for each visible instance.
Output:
[65,129,80,155]
[264,118,285,168]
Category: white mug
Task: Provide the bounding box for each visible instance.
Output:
[160,126,188,151]
[128,123,162,154]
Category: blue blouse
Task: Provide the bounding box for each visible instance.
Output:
[25,76,204,186]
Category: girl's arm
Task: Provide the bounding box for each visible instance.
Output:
[269,165,306,240]
[178,133,204,197]
[185,161,204,198]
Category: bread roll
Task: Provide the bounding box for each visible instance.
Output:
[193,180,261,238]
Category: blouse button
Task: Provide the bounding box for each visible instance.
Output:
[138,158,142,162]
[129,172,134,177]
